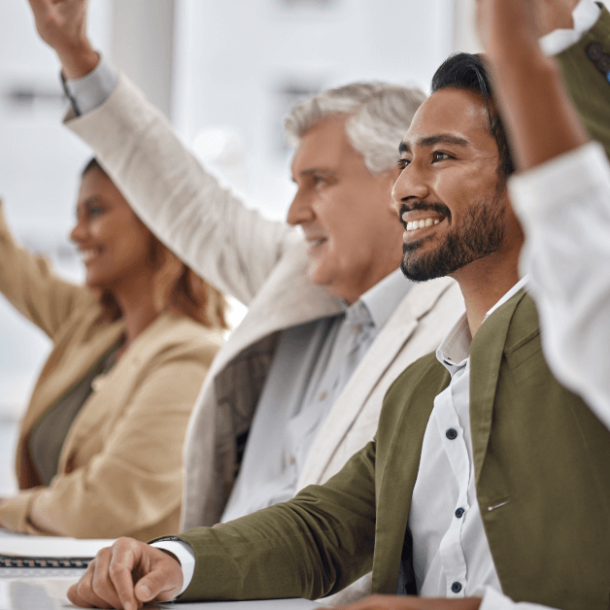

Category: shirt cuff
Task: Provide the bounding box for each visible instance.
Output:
[150,539,196,597]
[478,586,557,610]
[539,0,601,56]
[508,141,610,222]
[63,54,119,116]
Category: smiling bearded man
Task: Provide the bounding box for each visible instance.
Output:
[399,56,513,284]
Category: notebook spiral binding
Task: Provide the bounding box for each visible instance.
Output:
[0,555,91,569]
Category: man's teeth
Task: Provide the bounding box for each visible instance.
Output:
[406,218,441,231]
[80,249,99,261]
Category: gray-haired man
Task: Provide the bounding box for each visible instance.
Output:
[27,0,464,602]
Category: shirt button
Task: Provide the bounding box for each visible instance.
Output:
[352,324,362,335]
[446,428,458,440]
[455,508,465,518]
[451,582,462,594]
[288,456,295,465]
[318,391,327,401]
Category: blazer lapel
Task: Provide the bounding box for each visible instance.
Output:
[299,277,457,487]
[205,240,343,381]
[469,289,527,484]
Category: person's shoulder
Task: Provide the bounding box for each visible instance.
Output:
[387,351,447,397]
[140,313,226,361]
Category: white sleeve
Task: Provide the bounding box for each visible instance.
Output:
[539,0,601,56]
[63,54,118,115]
[479,587,559,610]
[64,72,299,305]
[150,539,196,597]
[509,142,610,431]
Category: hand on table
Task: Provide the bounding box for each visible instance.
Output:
[327,595,482,610]
[67,537,183,610]
[26,0,99,78]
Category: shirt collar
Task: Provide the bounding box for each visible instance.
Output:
[354,268,413,330]
[436,276,529,373]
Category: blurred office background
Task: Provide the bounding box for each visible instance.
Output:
[0,0,511,494]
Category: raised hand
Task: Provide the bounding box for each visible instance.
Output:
[475,0,579,61]
[328,594,482,610]
[473,0,589,171]
[67,538,184,610]
[26,0,99,78]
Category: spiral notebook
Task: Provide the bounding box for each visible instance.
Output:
[0,531,113,569]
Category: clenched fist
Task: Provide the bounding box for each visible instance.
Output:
[67,538,184,610]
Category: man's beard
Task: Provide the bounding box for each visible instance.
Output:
[400,195,507,282]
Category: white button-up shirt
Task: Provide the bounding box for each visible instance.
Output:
[410,279,528,606]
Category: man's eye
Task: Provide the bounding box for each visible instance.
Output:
[432,151,451,162]
[88,206,105,217]
[397,158,410,170]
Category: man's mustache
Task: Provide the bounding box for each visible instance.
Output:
[399,201,452,224]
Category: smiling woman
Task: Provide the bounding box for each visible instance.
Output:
[0,162,227,540]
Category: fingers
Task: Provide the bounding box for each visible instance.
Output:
[91,547,123,609]
[67,558,113,609]
[107,538,145,610]
[67,538,143,610]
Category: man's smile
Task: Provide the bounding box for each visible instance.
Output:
[401,210,446,241]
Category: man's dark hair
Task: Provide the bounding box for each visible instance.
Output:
[81,157,105,178]
[431,53,514,179]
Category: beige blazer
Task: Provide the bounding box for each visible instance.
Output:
[66,73,466,529]
[0,207,225,540]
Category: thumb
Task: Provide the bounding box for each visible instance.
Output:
[134,565,183,603]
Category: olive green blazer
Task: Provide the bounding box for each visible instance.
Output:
[174,292,610,609]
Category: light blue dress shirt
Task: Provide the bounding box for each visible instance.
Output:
[221,268,412,522]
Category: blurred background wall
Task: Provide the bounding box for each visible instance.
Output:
[0,0,571,493]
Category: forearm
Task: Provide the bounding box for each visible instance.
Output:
[490,49,588,171]
[0,206,88,337]
[65,72,297,304]
[178,443,378,601]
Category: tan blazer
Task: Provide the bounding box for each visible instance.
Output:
[66,74,466,530]
[0,207,225,540]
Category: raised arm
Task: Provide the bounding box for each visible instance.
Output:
[26,0,299,306]
[476,0,590,169]
[0,201,90,339]
[476,1,610,425]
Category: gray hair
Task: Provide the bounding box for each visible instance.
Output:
[284,82,427,174]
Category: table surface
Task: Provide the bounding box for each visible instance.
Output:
[0,576,323,609]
